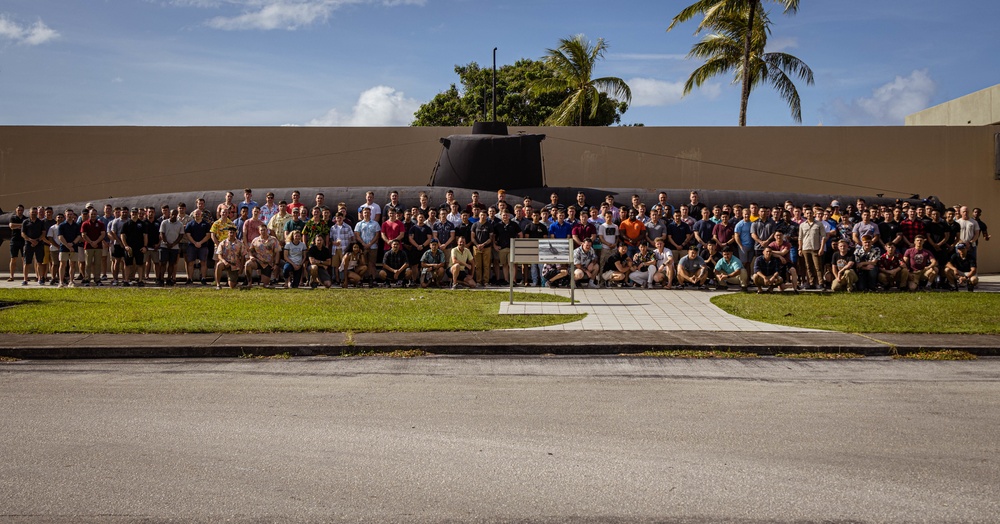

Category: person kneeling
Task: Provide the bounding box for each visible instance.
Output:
[828,239,858,292]
[600,243,632,287]
[573,238,600,289]
[418,239,447,288]
[714,246,748,291]
[752,247,787,294]
[339,242,367,288]
[215,226,247,290]
[379,239,410,287]
[945,243,978,291]
[677,246,709,289]
[307,235,334,288]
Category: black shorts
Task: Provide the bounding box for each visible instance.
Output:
[257,264,273,275]
[10,241,24,258]
[159,248,179,263]
[112,245,126,258]
[125,248,145,266]
[23,243,44,264]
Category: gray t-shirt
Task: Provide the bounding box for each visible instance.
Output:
[108,217,125,247]
[645,220,667,244]
[679,254,707,274]
[284,241,307,266]
[159,219,185,248]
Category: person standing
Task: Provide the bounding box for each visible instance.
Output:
[7,205,25,282]
[80,209,106,286]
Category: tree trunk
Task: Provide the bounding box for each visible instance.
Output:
[738,1,757,127]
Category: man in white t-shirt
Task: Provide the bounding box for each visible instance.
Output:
[357,191,382,224]
[158,208,185,286]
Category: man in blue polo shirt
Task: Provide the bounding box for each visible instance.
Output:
[548,210,573,239]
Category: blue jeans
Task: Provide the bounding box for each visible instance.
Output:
[282,263,302,288]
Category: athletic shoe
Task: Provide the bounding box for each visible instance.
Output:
[588,281,598,289]
[968,283,975,292]
[451,283,458,290]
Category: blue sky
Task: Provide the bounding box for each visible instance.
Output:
[1,0,997,127]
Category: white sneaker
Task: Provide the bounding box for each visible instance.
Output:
[587,281,598,289]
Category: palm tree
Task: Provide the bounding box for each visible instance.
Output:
[529,34,632,126]
[683,7,813,122]
[668,0,800,126]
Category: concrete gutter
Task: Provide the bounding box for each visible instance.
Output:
[1,331,998,359]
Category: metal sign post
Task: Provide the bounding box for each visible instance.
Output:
[509,238,575,304]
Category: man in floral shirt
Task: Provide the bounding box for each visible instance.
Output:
[215,226,247,289]
[247,224,279,287]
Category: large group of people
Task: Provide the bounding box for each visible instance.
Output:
[5,188,990,293]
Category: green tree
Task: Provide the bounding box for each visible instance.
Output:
[528,34,632,126]
[668,0,801,126]
[683,7,813,122]
[412,59,627,127]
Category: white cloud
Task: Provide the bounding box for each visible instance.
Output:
[627,78,687,107]
[179,0,424,31]
[207,1,335,30]
[827,69,936,125]
[0,15,59,46]
[307,85,419,126]
[766,36,798,52]
[701,83,722,100]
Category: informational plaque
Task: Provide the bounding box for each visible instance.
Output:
[537,239,571,263]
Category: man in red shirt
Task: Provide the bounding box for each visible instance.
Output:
[903,235,937,291]
[80,208,107,286]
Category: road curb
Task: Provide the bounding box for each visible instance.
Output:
[1,331,998,359]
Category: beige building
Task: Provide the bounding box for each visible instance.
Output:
[906,83,1000,126]
[1,124,998,271]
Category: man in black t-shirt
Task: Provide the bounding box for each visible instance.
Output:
[20,207,46,285]
[307,235,334,288]
[120,209,147,286]
[945,243,978,291]
[379,239,410,287]
[7,205,26,281]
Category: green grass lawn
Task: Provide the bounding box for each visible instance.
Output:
[711,292,1000,334]
[0,288,583,334]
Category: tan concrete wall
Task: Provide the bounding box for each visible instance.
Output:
[906,84,1000,126]
[2,125,998,271]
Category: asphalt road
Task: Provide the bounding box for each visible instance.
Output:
[3,357,999,523]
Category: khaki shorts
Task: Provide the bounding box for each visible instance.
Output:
[58,251,81,262]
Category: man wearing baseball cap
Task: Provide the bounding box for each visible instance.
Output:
[944,243,978,291]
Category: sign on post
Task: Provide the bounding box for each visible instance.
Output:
[509,238,576,304]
